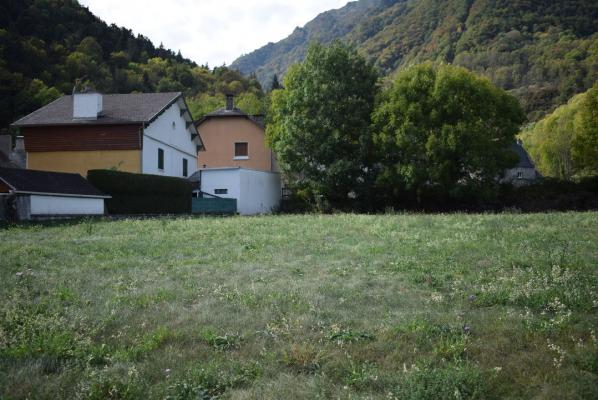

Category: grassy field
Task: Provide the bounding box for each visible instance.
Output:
[0,213,597,399]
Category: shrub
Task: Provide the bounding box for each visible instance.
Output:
[282,343,324,374]
[395,362,492,400]
[199,329,242,351]
[87,169,192,214]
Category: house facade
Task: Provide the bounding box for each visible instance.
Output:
[0,167,109,220]
[190,95,282,215]
[11,91,203,178]
[195,95,277,172]
[502,141,540,186]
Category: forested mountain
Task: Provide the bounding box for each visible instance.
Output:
[232,0,598,120]
[0,0,264,131]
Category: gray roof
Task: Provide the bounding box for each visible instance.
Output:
[195,108,265,128]
[511,142,535,169]
[206,108,249,118]
[0,168,109,198]
[12,92,183,127]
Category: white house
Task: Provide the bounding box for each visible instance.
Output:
[194,167,281,215]
[11,91,203,179]
[0,167,110,220]
[141,94,201,177]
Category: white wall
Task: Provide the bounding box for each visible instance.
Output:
[200,168,281,215]
[239,169,281,215]
[502,167,538,186]
[200,169,241,202]
[30,195,105,216]
[142,100,198,177]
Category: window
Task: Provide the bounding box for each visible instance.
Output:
[182,158,188,177]
[158,148,164,170]
[517,171,523,179]
[215,189,228,195]
[234,142,248,159]
[172,121,176,130]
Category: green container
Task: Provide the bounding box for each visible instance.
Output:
[192,198,237,214]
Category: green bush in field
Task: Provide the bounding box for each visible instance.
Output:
[394,362,492,400]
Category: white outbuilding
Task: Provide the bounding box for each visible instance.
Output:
[195,167,281,215]
[0,168,110,220]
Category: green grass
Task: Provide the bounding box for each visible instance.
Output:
[1,213,597,399]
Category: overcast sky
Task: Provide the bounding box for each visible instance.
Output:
[79,0,349,67]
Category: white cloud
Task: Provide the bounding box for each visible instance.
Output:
[78,0,349,67]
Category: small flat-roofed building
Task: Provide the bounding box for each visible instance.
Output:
[0,167,110,220]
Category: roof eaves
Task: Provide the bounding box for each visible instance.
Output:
[10,96,67,128]
[177,96,204,148]
[12,190,111,199]
[0,176,16,191]
[10,120,145,128]
[194,113,264,130]
[145,92,182,126]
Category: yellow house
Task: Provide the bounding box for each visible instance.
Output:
[11,91,203,178]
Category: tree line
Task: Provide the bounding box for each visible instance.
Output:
[521,84,598,180]
[267,42,597,211]
[0,0,267,131]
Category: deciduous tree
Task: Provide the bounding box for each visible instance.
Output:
[373,63,525,202]
[267,41,379,207]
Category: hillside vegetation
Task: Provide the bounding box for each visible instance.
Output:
[0,0,265,131]
[1,213,597,399]
[232,0,598,120]
[521,82,598,179]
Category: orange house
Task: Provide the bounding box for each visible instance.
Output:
[195,95,277,172]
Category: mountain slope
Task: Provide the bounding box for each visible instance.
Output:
[232,0,598,119]
[0,0,264,131]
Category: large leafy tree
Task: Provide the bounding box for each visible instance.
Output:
[267,41,379,206]
[373,63,525,202]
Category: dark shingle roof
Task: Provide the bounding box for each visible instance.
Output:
[511,142,535,168]
[195,108,265,128]
[206,108,249,118]
[12,92,182,127]
[0,168,108,197]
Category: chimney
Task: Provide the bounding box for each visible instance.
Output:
[73,91,103,119]
[226,94,234,111]
[12,136,26,168]
[14,136,24,151]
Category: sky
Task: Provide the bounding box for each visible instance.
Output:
[79,0,349,67]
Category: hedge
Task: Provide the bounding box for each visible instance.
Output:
[280,176,598,213]
[87,169,193,214]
